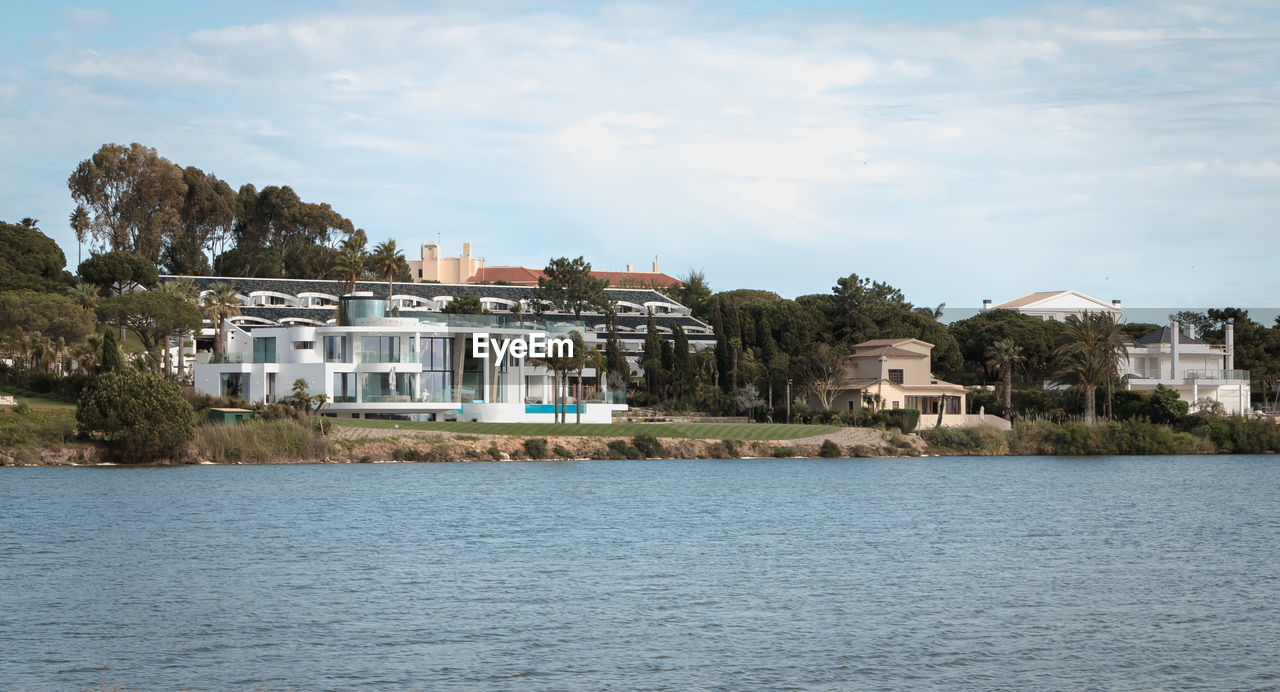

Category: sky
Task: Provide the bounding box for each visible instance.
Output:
[3,0,1279,310]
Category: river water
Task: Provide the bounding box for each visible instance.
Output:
[2,456,1278,690]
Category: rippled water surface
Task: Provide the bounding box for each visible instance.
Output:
[3,456,1280,689]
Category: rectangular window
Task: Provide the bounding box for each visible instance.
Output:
[292,341,315,350]
[360,372,415,403]
[361,336,401,363]
[252,337,277,363]
[220,373,244,399]
[892,400,900,410]
[324,336,349,363]
[888,369,904,384]
[332,372,356,403]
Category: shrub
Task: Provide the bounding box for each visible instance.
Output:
[818,439,842,458]
[882,409,920,434]
[553,444,573,458]
[606,439,642,459]
[849,444,880,457]
[771,446,795,458]
[720,439,738,457]
[920,426,1009,455]
[487,445,503,460]
[77,370,194,462]
[193,418,329,463]
[632,433,665,458]
[522,438,548,459]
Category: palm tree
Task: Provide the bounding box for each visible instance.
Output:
[69,206,90,267]
[160,278,198,378]
[202,282,241,361]
[1054,311,1129,424]
[985,338,1026,417]
[331,234,367,296]
[370,239,407,313]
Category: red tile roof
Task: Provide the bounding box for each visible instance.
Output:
[467,266,681,288]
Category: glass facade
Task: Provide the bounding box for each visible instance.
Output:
[360,372,416,403]
[252,337,277,364]
[360,336,402,363]
[220,372,244,399]
[324,335,349,363]
[332,372,356,403]
[418,337,454,402]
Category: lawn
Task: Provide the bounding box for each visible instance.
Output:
[331,418,840,441]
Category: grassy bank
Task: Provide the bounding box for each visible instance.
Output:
[192,419,330,463]
[921,416,1280,456]
[331,419,840,441]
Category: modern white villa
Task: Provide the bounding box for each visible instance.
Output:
[1119,321,1251,414]
[180,276,714,423]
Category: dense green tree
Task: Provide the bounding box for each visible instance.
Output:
[214,184,355,278]
[672,324,692,388]
[97,290,203,373]
[78,252,159,296]
[0,220,67,293]
[949,309,1057,383]
[99,328,124,374]
[77,369,194,462]
[0,290,97,346]
[68,143,187,262]
[442,292,488,315]
[671,269,713,318]
[331,231,368,295]
[161,166,238,275]
[640,313,666,397]
[532,256,611,317]
[603,307,629,385]
[1053,312,1129,424]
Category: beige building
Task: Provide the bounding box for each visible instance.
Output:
[407,242,483,283]
[812,338,1009,430]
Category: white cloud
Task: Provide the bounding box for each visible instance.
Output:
[9,0,1280,305]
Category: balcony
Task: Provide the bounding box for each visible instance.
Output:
[1124,368,1250,383]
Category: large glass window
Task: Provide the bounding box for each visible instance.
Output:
[360,372,415,402]
[220,373,244,399]
[419,337,454,401]
[332,372,356,403]
[324,335,349,363]
[252,337,277,363]
[360,336,401,363]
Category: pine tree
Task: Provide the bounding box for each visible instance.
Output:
[713,298,729,390]
[100,328,124,374]
[640,313,665,398]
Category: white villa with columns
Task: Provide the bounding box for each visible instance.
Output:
[1119,321,1251,414]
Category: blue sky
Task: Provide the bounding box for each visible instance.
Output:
[3,0,1279,309]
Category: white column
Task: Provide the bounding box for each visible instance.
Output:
[1171,321,1180,380]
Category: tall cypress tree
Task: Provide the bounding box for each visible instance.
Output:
[604,307,629,382]
[713,298,729,390]
[672,324,691,384]
[99,328,124,374]
[640,313,664,397]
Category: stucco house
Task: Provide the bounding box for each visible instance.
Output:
[1119,321,1251,414]
[982,290,1123,322]
[810,338,1009,430]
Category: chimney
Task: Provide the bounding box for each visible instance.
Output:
[1186,324,1196,341]
[625,264,633,272]
[1226,320,1235,370]
[1112,299,1122,308]
[1171,321,1180,379]
[652,260,659,273]
[462,242,471,257]
[982,299,992,310]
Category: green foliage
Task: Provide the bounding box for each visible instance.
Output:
[771,445,796,457]
[99,328,124,373]
[68,143,187,262]
[919,425,1009,455]
[76,370,194,462]
[487,444,503,460]
[0,221,67,292]
[949,310,1057,384]
[818,439,842,457]
[213,183,355,279]
[553,444,573,458]
[0,290,97,345]
[522,437,548,459]
[442,292,488,315]
[631,433,665,458]
[606,439,643,459]
[1115,385,1189,425]
[882,408,920,434]
[533,256,611,317]
[78,252,159,295]
[0,407,77,451]
[193,418,329,463]
[96,290,203,370]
